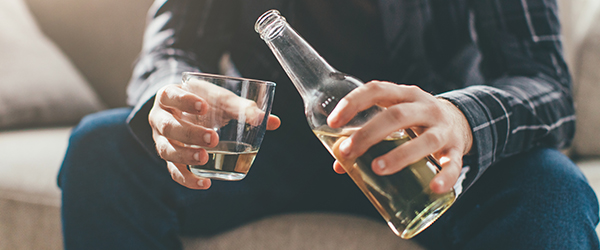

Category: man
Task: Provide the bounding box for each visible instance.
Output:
[58,0,600,249]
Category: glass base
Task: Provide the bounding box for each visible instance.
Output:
[392,192,455,239]
[187,167,247,181]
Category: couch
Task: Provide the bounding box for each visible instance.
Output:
[1,0,599,249]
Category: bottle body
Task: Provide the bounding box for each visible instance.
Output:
[314,128,455,238]
[256,10,455,239]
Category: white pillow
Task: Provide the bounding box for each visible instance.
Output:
[0,0,105,129]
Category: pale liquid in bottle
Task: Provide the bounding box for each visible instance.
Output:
[313,128,455,238]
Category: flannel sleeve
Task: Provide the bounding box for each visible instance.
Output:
[437,0,575,190]
[124,0,239,154]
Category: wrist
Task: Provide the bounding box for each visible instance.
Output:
[438,97,473,155]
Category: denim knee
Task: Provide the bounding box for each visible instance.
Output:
[522,148,599,213]
[68,108,132,149]
[58,107,134,188]
[58,107,183,249]
[529,148,600,239]
[472,148,600,249]
[417,148,600,249]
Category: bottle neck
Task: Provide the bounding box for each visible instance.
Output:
[255,10,337,99]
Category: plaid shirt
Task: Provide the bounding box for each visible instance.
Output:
[127,0,574,192]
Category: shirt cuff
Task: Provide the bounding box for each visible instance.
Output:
[437,85,498,191]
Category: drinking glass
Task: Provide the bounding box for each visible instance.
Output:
[182,72,276,181]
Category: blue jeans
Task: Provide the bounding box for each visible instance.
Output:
[59,108,600,249]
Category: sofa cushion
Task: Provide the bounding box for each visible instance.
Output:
[24,0,153,108]
[572,10,600,157]
[0,199,62,250]
[557,0,600,157]
[0,127,71,206]
[0,127,69,249]
[181,213,425,250]
[0,0,104,130]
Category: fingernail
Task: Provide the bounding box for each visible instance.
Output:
[335,99,348,112]
[203,133,211,144]
[327,110,339,125]
[195,102,203,112]
[327,100,347,125]
[197,179,206,187]
[436,179,445,188]
[376,159,386,171]
[193,152,200,162]
[339,139,351,156]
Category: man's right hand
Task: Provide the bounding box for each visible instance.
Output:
[148,83,280,190]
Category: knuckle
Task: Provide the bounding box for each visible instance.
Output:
[425,103,442,117]
[388,148,407,164]
[159,119,175,135]
[158,86,171,101]
[156,143,170,159]
[451,158,462,170]
[366,81,386,92]
[148,110,158,128]
[388,105,406,123]
[168,167,180,181]
[351,132,373,154]
[175,91,189,103]
[405,85,421,93]
[161,85,188,104]
[425,132,443,148]
[183,127,195,141]
[352,129,368,143]
[248,100,259,109]
[405,85,425,97]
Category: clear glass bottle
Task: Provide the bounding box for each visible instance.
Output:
[255,9,455,239]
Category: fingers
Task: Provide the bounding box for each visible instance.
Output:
[185,79,265,125]
[336,102,430,160]
[328,81,422,128]
[153,133,210,165]
[267,114,281,130]
[150,86,219,165]
[152,85,219,147]
[430,149,463,194]
[158,85,208,115]
[186,82,276,130]
[332,160,347,174]
[166,161,212,190]
[370,129,445,176]
[150,107,219,147]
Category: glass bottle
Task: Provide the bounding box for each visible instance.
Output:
[255,9,455,239]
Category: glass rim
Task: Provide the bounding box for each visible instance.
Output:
[182,71,276,87]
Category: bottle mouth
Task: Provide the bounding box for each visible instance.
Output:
[255,9,286,41]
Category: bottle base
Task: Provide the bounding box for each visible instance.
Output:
[391,192,455,239]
